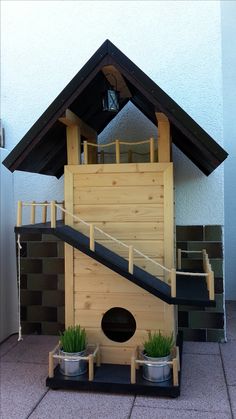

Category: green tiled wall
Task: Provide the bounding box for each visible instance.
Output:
[177,225,225,342]
[19,233,65,335]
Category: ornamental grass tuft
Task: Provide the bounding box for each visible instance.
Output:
[144,331,174,358]
[60,325,86,353]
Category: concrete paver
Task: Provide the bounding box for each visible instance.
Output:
[0,334,19,358]
[183,341,220,354]
[0,361,48,419]
[131,406,232,419]
[135,353,231,414]
[228,386,236,419]
[29,390,134,419]
[220,341,236,386]
[1,335,58,364]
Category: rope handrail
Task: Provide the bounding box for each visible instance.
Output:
[55,204,208,277]
[17,200,214,299]
[86,139,152,148]
[22,201,64,206]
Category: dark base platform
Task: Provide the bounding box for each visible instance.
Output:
[46,363,180,397]
[46,334,182,398]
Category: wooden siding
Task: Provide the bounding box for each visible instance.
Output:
[64,163,175,364]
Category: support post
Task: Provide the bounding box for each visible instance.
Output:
[50,200,56,228]
[66,125,81,165]
[156,113,171,162]
[30,201,36,224]
[17,201,22,227]
[116,140,120,164]
[128,245,134,274]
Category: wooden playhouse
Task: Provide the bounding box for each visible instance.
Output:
[3,40,228,396]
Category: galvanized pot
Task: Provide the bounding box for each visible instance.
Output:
[142,352,171,382]
[59,349,87,377]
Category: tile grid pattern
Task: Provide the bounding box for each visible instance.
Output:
[19,233,65,335]
[177,225,225,342]
[0,302,235,419]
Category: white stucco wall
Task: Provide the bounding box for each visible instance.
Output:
[1,0,224,224]
[221,1,236,299]
[1,1,226,337]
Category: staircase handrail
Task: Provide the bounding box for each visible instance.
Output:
[16,200,214,300]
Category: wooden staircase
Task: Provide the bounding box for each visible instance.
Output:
[15,221,215,307]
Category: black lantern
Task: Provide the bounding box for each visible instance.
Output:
[102,74,119,112]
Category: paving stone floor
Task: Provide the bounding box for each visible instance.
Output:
[0,301,235,419]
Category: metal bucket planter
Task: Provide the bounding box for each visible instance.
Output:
[142,352,172,382]
[59,349,87,377]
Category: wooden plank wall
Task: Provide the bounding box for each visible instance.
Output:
[64,163,175,364]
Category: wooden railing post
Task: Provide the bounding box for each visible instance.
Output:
[128,245,134,274]
[170,268,176,298]
[100,150,105,164]
[115,140,120,164]
[17,201,23,227]
[172,357,179,386]
[177,248,182,270]
[90,223,95,251]
[30,201,36,224]
[150,137,155,163]
[84,141,88,164]
[208,270,215,300]
[88,354,94,381]
[128,149,132,163]
[50,200,56,228]
[42,201,47,223]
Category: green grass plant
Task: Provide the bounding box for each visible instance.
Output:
[144,331,174,358]
[60,325,86,353]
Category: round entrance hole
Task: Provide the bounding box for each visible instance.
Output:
[101,307,136,343]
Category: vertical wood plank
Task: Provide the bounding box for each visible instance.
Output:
[65,243,74,327]
[156,113,171,162]
[67,125,81,165]
[163,164,174,278]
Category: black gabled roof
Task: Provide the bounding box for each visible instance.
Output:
[3,39,228,177]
